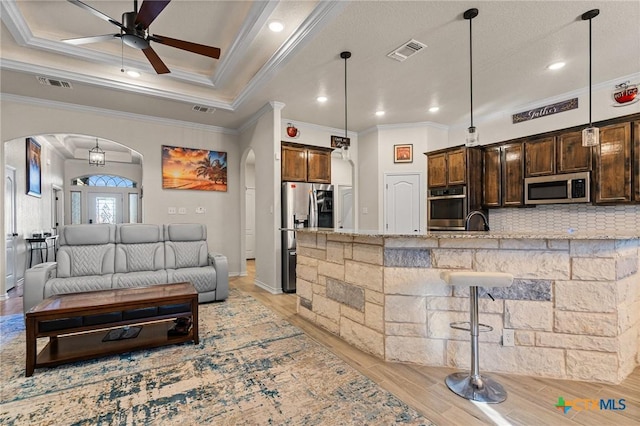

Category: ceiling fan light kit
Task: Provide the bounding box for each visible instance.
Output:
[464,8,479,147]
[581,9,600,147]
[64,0,220,74]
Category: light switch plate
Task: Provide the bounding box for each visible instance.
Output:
[178,207,187,215]
[168,207,176,215]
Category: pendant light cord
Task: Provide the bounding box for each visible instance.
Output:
[344,54,348,139]
[588,16,592,126]
[469,16,474,129]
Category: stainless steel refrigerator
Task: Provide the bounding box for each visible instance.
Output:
[281,182,334,292]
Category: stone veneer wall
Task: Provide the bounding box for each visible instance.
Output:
[295,231,640,384]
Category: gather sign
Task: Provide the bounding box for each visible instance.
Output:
[512,98,578,124]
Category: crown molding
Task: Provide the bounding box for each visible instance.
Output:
[0,93,238,135]
[1,58,234,111]
[211,1,278,88]
[237,101,285,134]
[231,0,348,110]
[281,118,357,139]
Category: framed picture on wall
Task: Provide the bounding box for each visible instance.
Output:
[26,137,42,197]
[162,145,228,192]
[394,144,413,163]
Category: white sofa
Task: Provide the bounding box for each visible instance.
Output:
[24,223,229,312]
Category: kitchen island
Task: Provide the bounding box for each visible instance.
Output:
[294,229,640,383]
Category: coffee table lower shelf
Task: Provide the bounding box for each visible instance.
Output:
[36,322,195,369]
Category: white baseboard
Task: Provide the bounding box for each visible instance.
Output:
[254,279,282,295]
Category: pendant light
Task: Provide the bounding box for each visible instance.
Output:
[340,51,351,161]
[581,9,600,147]
[464,8,479,147]
[89,138,106,166]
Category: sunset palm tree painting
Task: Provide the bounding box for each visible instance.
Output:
[162,145,227,191]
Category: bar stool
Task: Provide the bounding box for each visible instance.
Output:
[440,270,513,403]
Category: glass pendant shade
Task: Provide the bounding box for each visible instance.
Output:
[340,145,350,161]
[465,126,479,147]
[582,126,600,147]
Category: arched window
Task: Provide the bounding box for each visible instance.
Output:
[71,175,136,188]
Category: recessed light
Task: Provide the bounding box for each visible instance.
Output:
[268,20,284,32]
[126,70,141,78]
[317,96,328,103]
[375,110,385,116]
[547,62,565,70]
[429,106,440,113]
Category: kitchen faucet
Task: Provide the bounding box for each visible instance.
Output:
[465,210,490,231]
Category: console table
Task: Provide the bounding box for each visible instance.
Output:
[25,235,58,267]
[24,282,199,376]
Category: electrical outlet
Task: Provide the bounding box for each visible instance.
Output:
[502,329,515,347]
[168,207,176,215]
[178,207,187,215]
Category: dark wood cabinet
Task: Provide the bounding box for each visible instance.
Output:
[281,145,307,182]
[427,148,466,187]
[594,122,631,203]
[427,152,447,187]
[483,142,523,207]
[525,137,555,177]
[307,148,332,183]
[281,143,332,183]
[557,131,592,173]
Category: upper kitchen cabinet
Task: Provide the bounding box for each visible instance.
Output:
[281,143,332,184]
[426,147,471,188]
[306,147,332,183]
[483,142,524,207]
[524,137,555,177]
[594,122,632,204]
[557,131,592,173]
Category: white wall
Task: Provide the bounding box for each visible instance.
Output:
[357,129,379,230]
[1,97,242,294]
[4,135,65,285]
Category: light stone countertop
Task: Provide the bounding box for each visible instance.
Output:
[297,228,640,240]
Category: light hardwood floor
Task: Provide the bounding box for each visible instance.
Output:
[3,263,639,425]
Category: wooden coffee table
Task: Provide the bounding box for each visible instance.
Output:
[25,282,199,377]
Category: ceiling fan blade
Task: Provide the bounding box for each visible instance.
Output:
[151,34,221,59]
[66,0,124,30]
[142,47,171,74]
[62,34,120,45]
[135,0,171,29]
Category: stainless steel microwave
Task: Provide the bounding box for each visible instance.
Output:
[524,171,590,205]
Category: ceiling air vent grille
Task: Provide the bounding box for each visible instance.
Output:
[387,39,427,62]
[192,105,215,114]
[36,76,73,89]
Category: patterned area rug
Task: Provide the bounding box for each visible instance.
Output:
[0,289,433,425]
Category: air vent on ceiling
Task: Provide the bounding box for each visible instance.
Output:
[387,39,427,62]
[36,76,73,89]
[192,105,216,114]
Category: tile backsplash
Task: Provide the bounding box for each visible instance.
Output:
[489,204,640,234]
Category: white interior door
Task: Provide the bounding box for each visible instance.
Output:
[338,186,353,229]
[245,187,255,259]
[385,173,421,234]
[5,167,17,291]
[88,192,123,224]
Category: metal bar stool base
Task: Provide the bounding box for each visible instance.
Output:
[445,372,507,403]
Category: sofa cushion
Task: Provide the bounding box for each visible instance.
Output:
[164,223,206,242]
[44,275,113,298]
[112,271,169,288]
[167,267,216,293]
[59,224,116,246]
[56,244,116,278]
[117,224,163,244]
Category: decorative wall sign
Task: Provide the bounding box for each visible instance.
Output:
[286,123,300,138]
[612,81,638,106]
[512,98,578,124]
[331,135,350,148]
[162,145,227,192]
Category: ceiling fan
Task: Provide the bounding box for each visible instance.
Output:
[63,0,221,74]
